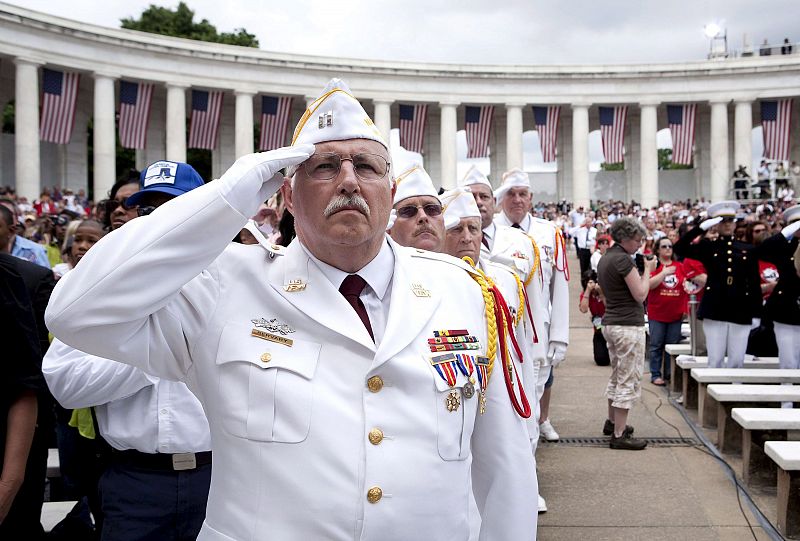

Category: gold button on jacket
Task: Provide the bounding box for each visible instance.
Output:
[367,376,384,393]
[367,486,383,503]
[368,428,384,445]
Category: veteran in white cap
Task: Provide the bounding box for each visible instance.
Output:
[387,164,445,251]
[494,169,569,451]
[675,200,761,368]
[46,79,537,541]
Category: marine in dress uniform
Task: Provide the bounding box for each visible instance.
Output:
[46,79,537,541]
[751,205,800,371]
[674,201,761,368]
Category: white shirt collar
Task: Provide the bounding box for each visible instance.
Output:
[300,237,394,300]
[482,222,496,240]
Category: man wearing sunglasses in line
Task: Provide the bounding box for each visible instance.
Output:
[47,79,536,541]
[43,161,211,541]
[387,164,445,252]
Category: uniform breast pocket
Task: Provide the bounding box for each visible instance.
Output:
[215,323,321,443]
[430,361,477,462]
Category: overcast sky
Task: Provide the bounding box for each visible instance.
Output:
[10,0,785,171]
[13,0,799,64]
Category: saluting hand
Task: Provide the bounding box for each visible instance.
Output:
[700,217,723,231]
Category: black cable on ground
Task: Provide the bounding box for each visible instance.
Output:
[642,383,784,541]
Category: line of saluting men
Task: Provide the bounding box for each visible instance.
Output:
[35,79,575,541]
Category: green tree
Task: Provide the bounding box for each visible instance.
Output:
[658,148,692,170]
[600,161,624,171]
[121,2,259,47]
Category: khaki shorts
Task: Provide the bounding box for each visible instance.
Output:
[602,324,645,410]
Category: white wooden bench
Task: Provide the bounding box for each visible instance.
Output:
[765,441,800,537]
[41,500,77,532]
[665,344,692,392]
[706,385,800,456]
[694,369,800,433]
[674,356,778,408]
[732,408,800,486]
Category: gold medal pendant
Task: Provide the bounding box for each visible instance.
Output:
[445,390,461,412]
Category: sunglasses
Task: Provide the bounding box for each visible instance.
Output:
[104,199,137,214]
[396,203,443,219]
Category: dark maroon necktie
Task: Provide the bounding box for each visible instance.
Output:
[512,223,522,229]
[481,236,490,249]
[339,274,374,341]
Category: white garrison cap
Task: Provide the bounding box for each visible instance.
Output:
[493,168,530,202]
[392,165,439,206]
[460,165,492,190]
[441,187,481,230]
[291,78,387,149]
[784,204,800,223]
[707,200,741,218]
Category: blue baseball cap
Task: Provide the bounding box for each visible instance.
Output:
[126,161,204,206]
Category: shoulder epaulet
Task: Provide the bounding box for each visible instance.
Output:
[408,247,479,275]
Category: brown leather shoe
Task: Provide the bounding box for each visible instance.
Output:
[610,432,647,450]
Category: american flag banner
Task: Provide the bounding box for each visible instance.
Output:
[118,81,154,150]
[532,105,560,162]
[188,89,224,150]
[259,95,293,151]
[667,104,697,166]
[399,104,428,154]
[40,68,80,145]
[465,105,494,158]
[761,99,793,161]
[598,105,628,164]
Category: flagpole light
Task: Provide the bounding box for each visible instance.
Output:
[704,21,728,60]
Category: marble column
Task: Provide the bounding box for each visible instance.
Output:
[234,91,254,158]
[710,100,730,202]
[505,103,524,172]
[639,102,659,208]
[439,102,458,189]
[373,100,392,144]
[93,73,117,199]
[14,58,41,201]
[571,104,590,207]
[734,99,753,175]
[166,83,188,162]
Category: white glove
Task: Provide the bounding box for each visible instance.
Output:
[700,217,723,231]
[386,208,397,231]
[782,220,800,239]
[547,342,567,366]
[217,145,314,218]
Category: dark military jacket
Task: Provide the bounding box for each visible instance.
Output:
[752,233,800,325]
[674,227,761,324]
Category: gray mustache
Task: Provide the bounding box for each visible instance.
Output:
[324,194,371,218]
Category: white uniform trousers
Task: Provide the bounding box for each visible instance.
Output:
[774,322,800,370]
[702,318,751,368]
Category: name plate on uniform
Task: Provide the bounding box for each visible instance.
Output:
[251,328,294,347]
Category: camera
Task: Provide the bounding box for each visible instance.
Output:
[634,253,654,274]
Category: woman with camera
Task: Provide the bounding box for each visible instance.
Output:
[647,237,686,386]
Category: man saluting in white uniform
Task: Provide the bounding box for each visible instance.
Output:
[46,80,537,540]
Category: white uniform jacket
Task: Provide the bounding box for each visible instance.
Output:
[495,213,570,363]
[481,223,548,363]
[46,180,537,541]
[42,338,211,453]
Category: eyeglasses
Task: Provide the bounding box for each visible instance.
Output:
[659,244,673,249]
[137,206,156,217]
[104,199,137,214]
[302,153,390,182]
[396,203,443,219]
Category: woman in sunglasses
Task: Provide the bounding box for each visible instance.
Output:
[647,238,686,385]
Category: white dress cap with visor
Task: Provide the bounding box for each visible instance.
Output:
[493,168,530,202]
[784,204,800,223]
[441,187,481,230]
[707,200,741,219]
